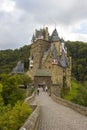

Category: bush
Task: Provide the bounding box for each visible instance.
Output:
[71,85,87,106]
[0,74,33,130]
[0,74,32,106]
[63,79,87,107]
[0,101,32,130]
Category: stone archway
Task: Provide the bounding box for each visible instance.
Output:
[34,76,51,89]
[34,69,52,93]
[38,81,47,91]
[34,76,52,95]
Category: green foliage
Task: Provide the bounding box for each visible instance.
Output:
[71,82,87,107]
[0,74,33,130]
[18,74,32,86]
[0,95,4,107]
[0,83,4,107]
[0,45,30,73]
[0,101,32,130]
[64,79,78,100]
[0,83,3,93]
[1,75,25,106]
[0,74,32,106]
[63,80,87,107]
[66,41,87,81]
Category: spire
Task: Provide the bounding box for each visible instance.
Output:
[51,28,60,42]
[31,34,35,43]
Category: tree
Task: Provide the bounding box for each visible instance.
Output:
[0,45,30,74]
[8,101,32,130]
[66,41,87,81]
[0,74,33,130]
[1,74,25,106]
[0,101,32,130]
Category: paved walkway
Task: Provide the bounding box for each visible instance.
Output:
[33,90,87,130]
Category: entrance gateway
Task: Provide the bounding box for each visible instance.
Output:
[34,69,52,90]
[38,81,46,91]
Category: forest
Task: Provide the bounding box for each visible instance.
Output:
[66,41,87,82]
[0,45,30,74]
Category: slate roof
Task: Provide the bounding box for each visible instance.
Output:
[42,44,59,65]
[59,53,69,68]
[11,61,24,74]
[34,69,51,77]
[51,28,60,42]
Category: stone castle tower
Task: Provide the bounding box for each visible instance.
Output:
[28,27,71,95]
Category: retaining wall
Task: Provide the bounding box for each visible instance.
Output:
[52,94,87,116]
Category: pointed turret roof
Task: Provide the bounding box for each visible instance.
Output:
[51,28,60,42]
[11,61,24,74]
[31,34,35,42]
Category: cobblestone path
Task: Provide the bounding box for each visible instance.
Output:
[33,91,87,130]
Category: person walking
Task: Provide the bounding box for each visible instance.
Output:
[37,87,40,95]
[45,86,48,92]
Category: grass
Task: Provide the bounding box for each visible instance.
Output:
[63,79,87,106]
[64,79,80,100]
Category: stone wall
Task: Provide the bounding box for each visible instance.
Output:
[24,90,36,104]
[51,66,63,85]
[51,94,87,116]
[42,52,63,85]
[51,84,61,97]
[65,57,71,88]
[28,40,51,79]
[34,76,52,89]
[53,41,61,54]
[19,105,40,130]
[19,91,40,130]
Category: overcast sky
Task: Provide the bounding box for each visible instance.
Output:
[0,0,87,50]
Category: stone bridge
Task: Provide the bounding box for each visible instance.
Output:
[32,90,87,130]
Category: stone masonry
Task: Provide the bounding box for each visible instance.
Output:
[28,27,71,95]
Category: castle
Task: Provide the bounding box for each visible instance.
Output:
[28,27,71,95]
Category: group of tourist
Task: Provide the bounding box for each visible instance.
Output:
[37,86,48,95]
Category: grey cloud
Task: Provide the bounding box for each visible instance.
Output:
[15,0,87,25]
[0,11,34,50]
[0,0,87,50]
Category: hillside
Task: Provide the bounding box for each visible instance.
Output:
[63,79,87,106]
[0,45,30,73]
[66,41,87,82]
